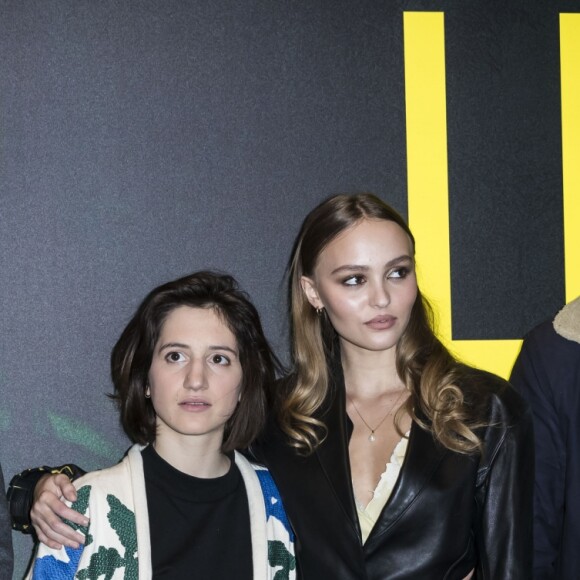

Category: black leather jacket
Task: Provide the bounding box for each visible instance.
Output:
[256,359,534,579]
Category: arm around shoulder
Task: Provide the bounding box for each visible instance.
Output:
[8,464,86,533]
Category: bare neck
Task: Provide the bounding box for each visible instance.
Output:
[153,430,231,478]
[340,342,404,398]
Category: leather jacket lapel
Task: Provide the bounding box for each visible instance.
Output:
[315,350,362,540]
[315,346,449,544]
[368,420,448,538]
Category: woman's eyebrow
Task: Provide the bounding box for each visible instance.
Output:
[208,345,238,355]
[158,342,238,355]
[158,342,190,351]
[330,255,413,275]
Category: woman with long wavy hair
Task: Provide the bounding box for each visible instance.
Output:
[256,193,533,578]
[11,194,532,579]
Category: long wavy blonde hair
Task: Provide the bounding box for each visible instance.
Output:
[279,193,490,455]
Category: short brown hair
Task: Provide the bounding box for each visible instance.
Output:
[110,271,277,452]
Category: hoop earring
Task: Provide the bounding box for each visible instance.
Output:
[145,385,151,399]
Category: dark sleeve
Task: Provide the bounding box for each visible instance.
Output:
[475,393,534,579]
[0,464,14,579]
[510,329,564,579]
[7,464,86,533]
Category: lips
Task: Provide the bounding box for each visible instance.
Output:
[364,315,397,330]
[179,399,211,410]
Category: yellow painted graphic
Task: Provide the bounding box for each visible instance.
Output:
[403,12,452,341]
[403,12,521,379]
[560,14,580,303]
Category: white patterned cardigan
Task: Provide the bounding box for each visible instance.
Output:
[27,445,296,580]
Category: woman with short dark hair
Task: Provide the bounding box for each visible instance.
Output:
[110,270,273,453]
[25,271,295,580]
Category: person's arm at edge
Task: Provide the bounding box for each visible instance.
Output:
[0,463,14,579]
[510,332,564,579]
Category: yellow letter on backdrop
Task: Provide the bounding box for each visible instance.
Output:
[403,12,522,379]
[560,14,580,303]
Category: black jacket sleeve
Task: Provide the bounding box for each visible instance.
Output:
[475,390,534,579]
[7,463,86,533]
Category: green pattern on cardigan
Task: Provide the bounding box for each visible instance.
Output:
[71,487,138,580]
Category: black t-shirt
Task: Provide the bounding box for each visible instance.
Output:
[141,446,253,579]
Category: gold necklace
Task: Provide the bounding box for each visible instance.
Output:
[348,389,407,442]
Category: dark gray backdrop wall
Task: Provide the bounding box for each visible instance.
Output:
[0,1,576,576]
